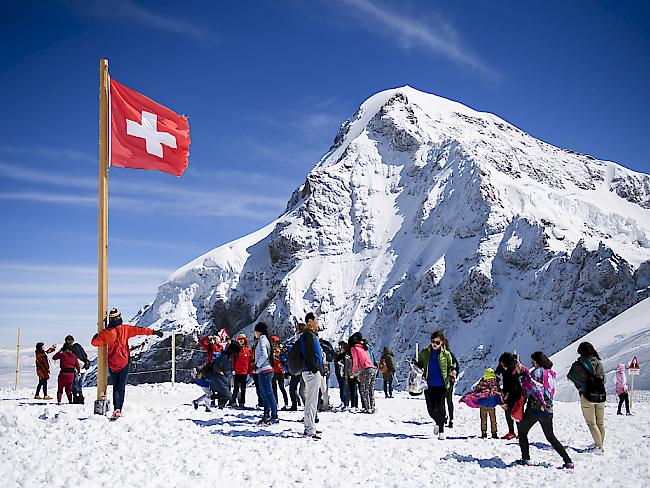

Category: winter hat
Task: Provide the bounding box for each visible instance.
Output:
[617,363,626,372]
[108,308,123,328]
[271,335,280,343]
[483,368,496,380]
[36,342,44,351]
[237,334,247,340]
[254,322,268,336]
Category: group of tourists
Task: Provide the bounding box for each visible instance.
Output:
[34,335,90,405]
[35,305,632,466]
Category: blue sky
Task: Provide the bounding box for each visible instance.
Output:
[1,0,649,350]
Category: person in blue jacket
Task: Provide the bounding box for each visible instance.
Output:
[300,312,323,439]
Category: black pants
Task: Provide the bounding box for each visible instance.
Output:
[383,377,393,397]
[504,406,517,434]
[424,386,447,432]
[617,393,630,414]
[272,373,288,406]
[232,374,247,406]
[518,410,572,463]
[445,386,454,421]
[36,378,48,396]
[109,365,129,411]
[348,377,359,408]
[289,374,302,408]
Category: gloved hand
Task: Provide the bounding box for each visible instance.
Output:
[153,330,163,338]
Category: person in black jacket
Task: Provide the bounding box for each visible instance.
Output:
[496,352,521,439]
[334,342,351,408]
[442,338,459,428]
[64,335,90,404]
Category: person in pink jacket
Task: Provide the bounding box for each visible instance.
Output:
[615,364,631,415]
[349,332,377,413]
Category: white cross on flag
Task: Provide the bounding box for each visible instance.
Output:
[110,79,190,176]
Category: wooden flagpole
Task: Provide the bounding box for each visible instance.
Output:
[97,59,109,404]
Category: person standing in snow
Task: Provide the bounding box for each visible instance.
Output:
[567,342,606,453]
[615,363,631,415]
[318,338,335,411]
[515,352,574,469]
[442,338,459,428]
[379,347,396,399]
[334,341,351,409]
[286,322,306,411]
[91,308,162,418]
[415,331,456,439]
[300,312,323,439]
[52,343,80,404]
[64,335,90,404]
[271,336,290,410]
[252,322,278,425]
[495,352,522,439]
[349,332,377,414]
[460,368,503,438]
[230,334,251,408]
[34,342,56,400]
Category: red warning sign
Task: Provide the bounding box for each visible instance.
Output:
[629,356,640,375]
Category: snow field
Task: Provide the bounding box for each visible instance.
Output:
[1,383,648,487]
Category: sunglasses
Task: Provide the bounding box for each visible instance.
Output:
[431,340,442,346]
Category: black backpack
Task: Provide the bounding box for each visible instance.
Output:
[582,362,606,403]
[286,337,305,375]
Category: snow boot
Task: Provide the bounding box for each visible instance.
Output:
[492,432,498,439]
[447,420,453,429]
[481,432,487,439]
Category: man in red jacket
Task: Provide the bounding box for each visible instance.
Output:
[91,308,162,418]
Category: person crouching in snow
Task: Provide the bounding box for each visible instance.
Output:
[191,367,214,412]
[460,368,504,438]
[52,343,80,404]
[35,342,56,400]
[615,364,631,415]
[91,308,162,419]
[207,343,235,409]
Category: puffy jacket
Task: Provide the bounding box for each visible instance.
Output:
[416,346,455,389]
[253,335,273,374]
[615,364,628,395]
[351,344,374,375]
[91,324,154,372]
[35,347,55,379]
[232,338,251,375]
[199,336,221,365]
[52,350,80,374]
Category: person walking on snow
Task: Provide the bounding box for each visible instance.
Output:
[34,342,56,400]
[615,363,631,415]
[460,368,504,438]
[300,312,324,439]
[252,322,278,425]
[64,335,90,404]
[495,352,522,439]
[91,308,162,419]
[515,352,574,469]
[52,343,80,404]
[415,330,456,440]
[349,332,377,414]
[442,338,459,428]
[379,347,396,399]
[567,342,607,453]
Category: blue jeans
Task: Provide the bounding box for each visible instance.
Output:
[109,364,129,410]
[258,371,277,419]
[338,378,350,407]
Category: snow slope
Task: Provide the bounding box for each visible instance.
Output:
[1,384,648,487]
[126,86,650,389]
[553,297,650,402]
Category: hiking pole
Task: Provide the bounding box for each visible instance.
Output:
[15,327,20,391]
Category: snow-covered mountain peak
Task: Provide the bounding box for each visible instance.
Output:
[129,87,650,388]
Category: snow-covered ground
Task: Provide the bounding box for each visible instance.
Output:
[1,383,648,487]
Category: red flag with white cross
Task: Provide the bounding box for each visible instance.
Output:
[110,78,190,176]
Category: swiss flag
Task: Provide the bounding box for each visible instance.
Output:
[110,79,190,176]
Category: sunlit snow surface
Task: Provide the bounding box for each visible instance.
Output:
[1,384,648,487]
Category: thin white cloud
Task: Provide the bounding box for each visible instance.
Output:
[337,0,497,79]
[65,0,217,44]
[0,144,95,164]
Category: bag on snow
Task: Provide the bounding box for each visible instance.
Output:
[286,338,305,375]
[407,361,426,396]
